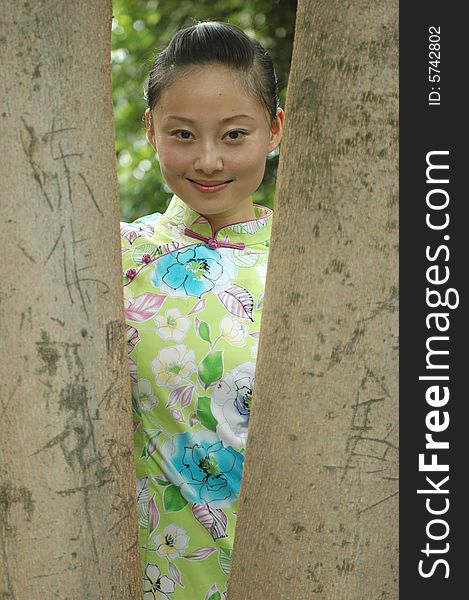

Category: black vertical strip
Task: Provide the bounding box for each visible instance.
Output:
[400,3,466,595]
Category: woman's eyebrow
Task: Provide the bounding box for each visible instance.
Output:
[164,115,194,123]
[221,114,256,123]
[164,114,256,124]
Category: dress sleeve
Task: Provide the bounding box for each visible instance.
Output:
[120,220,144,476]
[120,215,162,480]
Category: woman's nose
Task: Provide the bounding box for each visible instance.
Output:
[194,143,223,174]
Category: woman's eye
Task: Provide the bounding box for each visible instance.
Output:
[172,130,193,140]
[226,130,247,140]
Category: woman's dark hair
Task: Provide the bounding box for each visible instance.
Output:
[145,21,279,123]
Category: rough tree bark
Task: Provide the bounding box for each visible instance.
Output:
[228,1,398,598]
[0,2,140,598]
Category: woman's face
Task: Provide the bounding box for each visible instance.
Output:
[146,64,284,229]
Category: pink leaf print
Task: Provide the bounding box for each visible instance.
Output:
[192,503,228,540]
[189,298,206,315]
[125,292,165,322]
[128,356,137,383]
[218,286,254,322]
[204,584,218,600]
[148,494,159,533]
[194,317,201,332]
[166,390,179,409]
[120,224,140,244]
[168,562,184,588]
[120,222,154,244]
[184,546,217,561]
[126,325,140,352]
[179,385,193,409]
[167,385,193,409]
[171,409,185,424]
[248,331,261,339]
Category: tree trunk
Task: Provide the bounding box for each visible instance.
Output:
[228,1,398,598]
[0,2,140,598]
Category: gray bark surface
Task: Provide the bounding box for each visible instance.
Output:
[0,2,140,598]
[228,1,398,598]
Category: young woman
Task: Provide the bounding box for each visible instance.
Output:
[121,21,284,599]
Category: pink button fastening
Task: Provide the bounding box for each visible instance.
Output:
[183,226,245,250]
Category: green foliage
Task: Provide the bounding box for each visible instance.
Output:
[198,351,224,388]
[198,320,212,343]
[163,484,188,511]
[112,0,297,222]
[197,396,218,431]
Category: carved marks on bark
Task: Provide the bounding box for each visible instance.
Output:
[35,329,83,382]
[61,218,110,319]
[298,281,398,517]
[0,483,35,537]
[0,483,35,599]
[19,118,109,319]
[106,319,126,362]
[32,330,97,474]
[20,117,102,216]
[28,326,134,567]
[0,377,21,426]
[100,320,127,412]
[324,369,398,516]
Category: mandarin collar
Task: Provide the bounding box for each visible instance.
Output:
[164,195,273,247]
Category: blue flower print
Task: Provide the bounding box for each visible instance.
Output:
[151,244,237,298]
[151,245,224,298]
[161,431,244,508]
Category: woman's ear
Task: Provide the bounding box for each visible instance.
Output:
[145,108,157,152]
[267,107,285,153]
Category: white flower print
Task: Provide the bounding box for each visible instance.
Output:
[256,261,268,285]
[155,308,190,342]
[150,524,190,559]
[143,564,175,600]
[135,378,158,411]
[220,315,248,347]
[213,248,238,293]
[151,345,195,388]
[211,362,256,450]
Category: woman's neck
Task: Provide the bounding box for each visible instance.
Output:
[202,203,257,233]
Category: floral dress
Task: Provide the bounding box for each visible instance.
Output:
[120,195,272,600]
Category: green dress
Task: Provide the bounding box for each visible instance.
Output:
[121,195,272,599]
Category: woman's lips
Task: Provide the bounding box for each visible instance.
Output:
[188,179,233,193]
